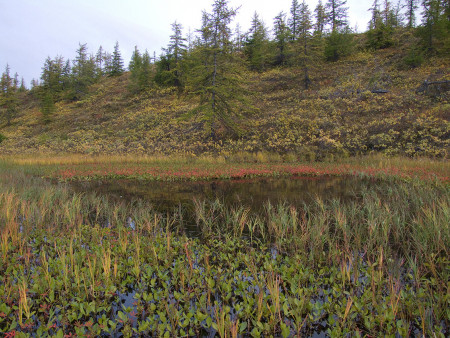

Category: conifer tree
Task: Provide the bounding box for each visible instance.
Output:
[95,46,105,77]
[369,0,382,29]
[273,12,290,65]
[298,0,313,88]
[110,41,124,76]
[367,0,394,48]
[41,90,55,124]
[103,52,113,74]
[383,0,391,24]
[19,77,26,92]
[419,0,447,51]
[187,0,247,139]
[234,23,245,52]
[71,44,96,99]
[314,0,327,36]
[128,46,143,93]
[289,0,301,40]
[324,27,353,61]
[13,73,19,90]
[168,21,187,88]
[0,64,18,125]
[61,59,71,91]
[41,56,66,95]
[155,22,187,88]
[326,0,349,31]
[404,0,419,28]
[139,50,153,90]
[244,12,269,71]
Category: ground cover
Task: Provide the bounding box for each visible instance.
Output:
[1,153,448,183]
[0,158,448,336]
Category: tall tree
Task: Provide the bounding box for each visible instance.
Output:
[71,43,97,99]
[19,77,26,92]
[41,56,65,94]
[314,0,327,36]
[445,0,450,22]
[41,91,55,124]
[324,27,353,60]
[298,0,313,89]
[325,0,349,31]
[367,0,394,48]
[244,12,269,71]
[234,23,245,52]
[61,59,71,91]
[139,50,153,90]
[369,0,382,29]
[109,41,124,76]
[155,22,187,88]
[289,0,301,40]
[0,64,18,125]
[273,11,290,65]
[128,46,143,93]
[168,21,187,87]
[187,0,247,139]
[404,0,419,28]
[95,46,106,77]
[420,0,446,51]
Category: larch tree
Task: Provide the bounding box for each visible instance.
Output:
[273,11,290,65]
[420,0,447,51]
[168,21,187,88]
[128,46,143,93]
[187,0,247,139]
[71,44,96,98]
[109,41,124,76]
[19,77,26,92]
[155,22,187,88]
[369,0,382,29]
[289,0,301,40]
[367,0,394,48]
[314,0,327,36]
[139,50,152,90]
[0,64,18,125]
[41,90,55,124]
[41,56,65,94]
[298,0,313,89]
[404,0,419,28]
[234,23,245,52]
[95,46,105,77]
[325,0,349,31]
[244,12,269,71]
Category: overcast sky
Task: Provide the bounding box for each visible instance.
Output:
[0,0,375,85]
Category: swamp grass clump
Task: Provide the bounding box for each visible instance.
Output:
[0,163,448,337]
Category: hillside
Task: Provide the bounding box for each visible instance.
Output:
[1,38,449,160]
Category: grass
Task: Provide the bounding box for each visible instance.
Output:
[0,158,448,336]
[1,153,448,183]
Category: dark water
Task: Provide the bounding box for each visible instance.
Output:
[71,175,370,213]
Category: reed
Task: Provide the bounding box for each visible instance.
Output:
[0,156,447,336]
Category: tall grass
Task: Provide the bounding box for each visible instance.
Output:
[0,159,447,336]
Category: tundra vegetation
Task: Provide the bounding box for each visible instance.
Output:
[0,0,449,336]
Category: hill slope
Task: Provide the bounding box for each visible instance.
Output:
[1,42,449,159]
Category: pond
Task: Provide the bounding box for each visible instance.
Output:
[71,175,372,213]
[70,175,378,236]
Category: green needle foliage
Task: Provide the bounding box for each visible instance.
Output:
[186,0,250,139]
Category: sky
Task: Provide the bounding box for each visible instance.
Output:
[0,0,374,86]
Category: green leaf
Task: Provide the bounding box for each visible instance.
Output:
[239,321,247,333]
[205,316,212,328]
[56,329,64,338]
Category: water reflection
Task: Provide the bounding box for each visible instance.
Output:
[71,176,369,213]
